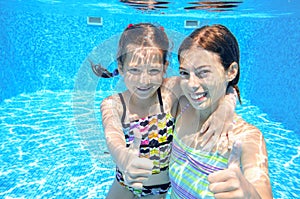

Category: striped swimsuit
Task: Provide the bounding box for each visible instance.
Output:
[169,133,228,199]
[116,88,175,197]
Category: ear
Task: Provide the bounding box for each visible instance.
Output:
[226,62,238,82]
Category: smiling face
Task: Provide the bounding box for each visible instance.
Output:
[121,47,166,100]
[179,47,229,112]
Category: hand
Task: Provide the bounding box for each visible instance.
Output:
[208,141,252,199]
[123,129,154,189]
[200,98,234,152]
[200,111,233,152]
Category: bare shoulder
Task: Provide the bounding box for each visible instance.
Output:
[233,115,264,141]
[100,93,124,118]
[232,115,268,168]
[101,94,120,107]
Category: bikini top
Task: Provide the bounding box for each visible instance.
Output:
[118,88,175,174]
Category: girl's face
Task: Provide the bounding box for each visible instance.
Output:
[121,48,166,100]
[179,48,229,112]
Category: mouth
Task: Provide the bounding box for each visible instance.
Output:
[137,87,152,92]
[190,91,208,102]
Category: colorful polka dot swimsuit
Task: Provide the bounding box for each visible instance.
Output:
[116,88,175,197]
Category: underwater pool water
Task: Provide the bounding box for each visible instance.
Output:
[1,90,299,198]
[1,90,114,198]
[1,0,299,198]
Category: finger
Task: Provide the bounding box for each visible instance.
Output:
[124,157,153,183]
[125,180,144,189]
[209,181,236,194]
[132,158,154,171]
[128,128,142,156]
[216,129,231,154]
[228,141,242,169]
[200,120,210,134]
[215,138,225,154]
[125,173,150,182]
[207,169,232,183]
[124,167,152,189]
[201,142,213,152]
[125,167,152,179]
[225,122,234,134]
[130,183,143,190]
[202,132,220,152]
[213,190,243,199]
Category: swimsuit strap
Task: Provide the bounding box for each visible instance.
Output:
[181,102,190,115]
[118,93,127,125]
[157,87,164,113]
[118,88,164,126]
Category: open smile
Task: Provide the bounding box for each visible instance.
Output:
[190,91,208,102]
[137,87,152,92]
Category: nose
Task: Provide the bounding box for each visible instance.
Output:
[187,73,200,91]
[140,71,150,84]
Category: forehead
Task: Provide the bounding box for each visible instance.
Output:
[124,47,164,67]
[180,48,221,69]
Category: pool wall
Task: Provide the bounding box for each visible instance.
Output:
[0,9,299,133]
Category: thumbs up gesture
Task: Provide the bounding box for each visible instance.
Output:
[122,128,154,189]
[207,141,252,199]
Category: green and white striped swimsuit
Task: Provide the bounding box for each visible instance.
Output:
[169,132,228,199]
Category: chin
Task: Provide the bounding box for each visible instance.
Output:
[136,92,156,100]
[189,98,212,111]
[191,103,209,111]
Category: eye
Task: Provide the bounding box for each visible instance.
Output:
[196,70,210,78]
[179,70,189,79]
[128,68,141,75]
[148,68,162,75]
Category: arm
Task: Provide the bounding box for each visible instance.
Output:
[161,77,182,117]
[164,78,237,152]
[101,95,127,169]
[101,96,153,188]
[200,86,237,152]
[239,127,272,198]
[208,126,273,199]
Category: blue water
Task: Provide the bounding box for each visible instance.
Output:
[1,0,300,198]
[1,90,299,198]
[0,90,114,198]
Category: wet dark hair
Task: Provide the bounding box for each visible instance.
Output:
[117,23,169,69]
[91,23,169,78]
[90,60,119,78]
[178,24,241,103]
